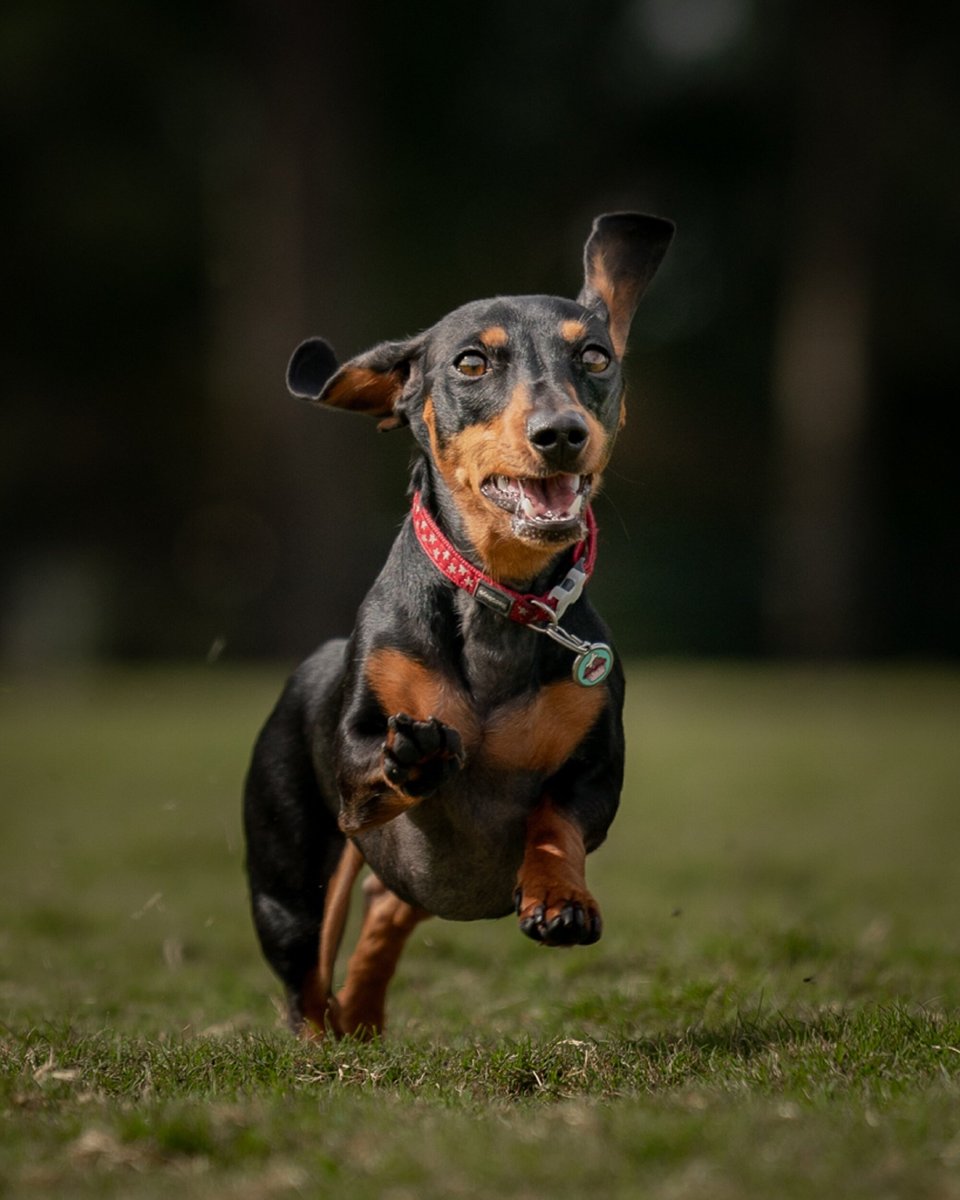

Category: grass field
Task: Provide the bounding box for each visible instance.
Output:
[1,662,959,1198]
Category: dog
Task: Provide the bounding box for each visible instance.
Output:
[243,212,674,1038]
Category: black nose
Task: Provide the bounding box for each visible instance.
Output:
[526,409,590,470]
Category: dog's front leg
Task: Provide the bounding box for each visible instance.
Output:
[335,710,465,836]
[514,795,603,946]
[335,646,471,836]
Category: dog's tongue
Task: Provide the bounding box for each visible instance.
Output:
[519,474,580,520]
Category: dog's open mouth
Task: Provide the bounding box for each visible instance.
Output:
[480,473,591,537]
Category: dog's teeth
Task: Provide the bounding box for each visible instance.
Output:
[511,475,587,524]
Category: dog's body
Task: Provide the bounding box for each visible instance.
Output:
[243,214,674,1037]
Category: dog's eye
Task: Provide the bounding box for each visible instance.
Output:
[454,351,490,378]
[580,345,611,373]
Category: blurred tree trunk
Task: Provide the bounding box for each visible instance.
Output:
[764,3,890,655]
[201,2,375,655]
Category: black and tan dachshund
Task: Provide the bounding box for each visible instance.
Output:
[243,212,674,1037]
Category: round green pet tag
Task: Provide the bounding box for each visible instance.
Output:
[573,643,614,687]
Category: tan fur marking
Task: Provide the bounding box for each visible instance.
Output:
[514,797,599,931]
[424,391,561,582]
[486,680,607,774]
[336,644,469,834]
[318,840,364,994]
[587,252,630,358]
[335,874,430,1038]
[509,380,531,409]
[480,325,509,348]
[298,980,331,1040]
[366,647,482,750]
[299,839,365,1037]
[338,789,419,836]
[324,365,399,416]
[424,391,611,584]
[367,650,606,777]
[525,799,587,867]
[422,395,438,439]
[560,319,587,342]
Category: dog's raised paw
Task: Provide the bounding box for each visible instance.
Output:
[382,713,465,798]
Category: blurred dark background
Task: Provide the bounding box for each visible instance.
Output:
[2,0,957,666]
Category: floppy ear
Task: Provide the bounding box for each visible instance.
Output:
[286,335,422,432]
[577,213,675,357]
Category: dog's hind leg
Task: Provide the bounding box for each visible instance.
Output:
[243,644,349,1035]
[334,874,430,1039]
[298,839,364,1037]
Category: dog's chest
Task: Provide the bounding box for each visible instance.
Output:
[358,610,609,919]
[366,643,605,778]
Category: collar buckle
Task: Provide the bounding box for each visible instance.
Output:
[544,560,588,621]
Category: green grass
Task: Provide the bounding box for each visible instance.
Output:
[1,662,959,1198]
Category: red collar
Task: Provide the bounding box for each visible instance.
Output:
[410,490,597,625]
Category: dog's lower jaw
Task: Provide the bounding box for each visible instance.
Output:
[456,499,584,585]
[510,511,588,545]
[480,472,593,546]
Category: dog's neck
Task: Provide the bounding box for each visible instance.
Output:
[408,476,614,692]
[411,458,587,593]
[410,489,595,625]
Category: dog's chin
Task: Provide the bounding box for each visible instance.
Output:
[479,472,592,545]
[510,513,586,545]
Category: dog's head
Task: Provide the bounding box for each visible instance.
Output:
[288,213,674,581]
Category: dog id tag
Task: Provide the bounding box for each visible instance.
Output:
[531,612,616,687]
[572,642,614,687]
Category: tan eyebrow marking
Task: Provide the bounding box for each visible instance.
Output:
[560,319,587,342]
[479,325,509,348]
